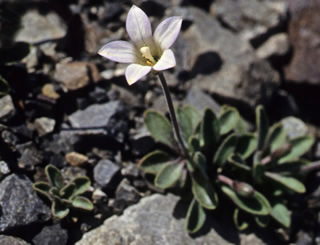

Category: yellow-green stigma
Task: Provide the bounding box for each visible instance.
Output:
[140,46,156,66]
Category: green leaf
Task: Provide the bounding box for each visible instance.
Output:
[189,136,200,153]
[51,200,69,219]
[213,134,238,166]
[155,163,184,189]
[139,150,171,174]
[177,105,200,142]
[193,151,207,175]
[200,108,220,148]
[228,154,251,171]
[71,176,91,196]
[236,134,257,159]
[265,172,306,193]
[144,110,176,148]
[234,116,249,135]
[266,123,287,152]
[45,164,64,190]
[185,199,206,234]
[192,172,218,210]
[255,216,269,228]
[256,105,269,151]
[270,203,290,228]
[233,208,249,231]
[279,136,314,163]
[33,182,51,199]
[219,106,240,135]
[221,185,271,215]
[72,196,94,211]
[59,183,76,200]
[0,75,10,95]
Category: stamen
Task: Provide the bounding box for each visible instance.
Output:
[140,46,156,65]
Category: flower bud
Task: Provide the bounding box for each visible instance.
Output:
[232,181,255,197]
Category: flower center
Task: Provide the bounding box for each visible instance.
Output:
[140,46,156,66]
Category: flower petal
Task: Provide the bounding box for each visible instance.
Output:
[125,64,152,85]
[126,5,152,47]
[153,49,176,71]
[98,41,136,63]
[153,16,182,50]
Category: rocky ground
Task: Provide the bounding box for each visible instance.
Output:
[0,0,320,244]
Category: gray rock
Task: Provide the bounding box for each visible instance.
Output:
[256,33,290,59]
[33,224,68,245]
[281,116,309,139]
[16,142,43,170]
[112,178,141,213]
[0,95,15,120]
[76,193,278,245]
[210,0,287,41]
[54,62,100,91]
[94,159,120,189]
[68,101,121,128]
[285,0,320,85]
[0,174,51,232]
[184,87,220,114]
[171,7,280,108]
[0,235,30,245]
[34,117,56,136]
[15,9,67,44]
[0,161,10,180]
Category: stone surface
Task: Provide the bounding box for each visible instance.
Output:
[54,62,100,91]
[65,152,88,166]
[0,95,15,120]
[281,116,309,139]
[68,101,121,128]
[184,87,220,114]
[112,178,141,213]
[0,174,51,232]
[94,159,121,189]
[34,117,56,136]
[256,33,290,59]
[15,9,67,44]
[16,142,43,170]
[32,224,68,245]
[210,0,287,41]
[76,193,278,245]
[171,7,280,108]
[0,235,30,245]
[285,0,320,85]
[0,161,10,180]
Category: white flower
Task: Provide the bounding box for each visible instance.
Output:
[98,5,182,85]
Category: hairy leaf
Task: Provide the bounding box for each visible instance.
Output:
[139,150,171,174]
[45,164,64,190]
[279,136,314,163]
[214,134,238,166]
[219,106,240,135]
[185,199,206,233]
[155,162,184,189]
[221,185,271,215]
[144,110,176,148]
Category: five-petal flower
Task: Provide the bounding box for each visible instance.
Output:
[98,5,182,85]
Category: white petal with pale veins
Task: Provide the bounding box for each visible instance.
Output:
[126,5,152,47]
[98,41,136,63]
[153,49,176,71]
[125,64,152,85]
[153,16,182,50]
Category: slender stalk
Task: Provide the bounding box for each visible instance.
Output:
[158,72,188,157]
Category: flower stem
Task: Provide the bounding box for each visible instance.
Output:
[158,72,188,157]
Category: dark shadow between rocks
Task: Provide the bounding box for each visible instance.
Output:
[140,1,165,17]
[189,51,223,79]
